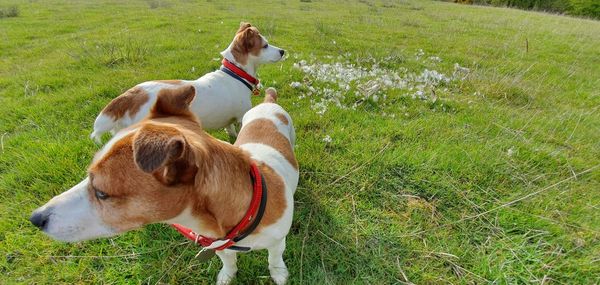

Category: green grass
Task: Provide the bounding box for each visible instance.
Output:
[1,0,599,284]
[0,5,19,18]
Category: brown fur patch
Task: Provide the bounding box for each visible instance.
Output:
[133,124,198,185]
[87,103,291,239]
[189,134,255,237]
[189,142,288,236]
[231,24,263,65]
[264,88,278,103]
[255,163,287,230]
[88,134,193,232]
[153,80,183,85]
[102,87,149,120]
[150,85,196,119]
[275,113,288,125]
[234,119,298,169]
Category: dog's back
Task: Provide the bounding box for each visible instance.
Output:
[234,88,298,243]
[235,88,296,170]
[90,76,252,143]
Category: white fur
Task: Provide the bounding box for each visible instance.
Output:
[159,102,299,285]
[241,103,296,146]
[91,34,285,143]
[32,178,115,242]
[213,103,298,285]
[35,93,297,285]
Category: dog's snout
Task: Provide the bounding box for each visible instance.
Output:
[30,210,50,230]
[279,49,285,56]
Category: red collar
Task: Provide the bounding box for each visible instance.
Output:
[222,58,259,86]
[171,162,266,251]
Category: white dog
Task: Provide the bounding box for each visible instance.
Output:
[31,86,298,284]
[90,22,285,142]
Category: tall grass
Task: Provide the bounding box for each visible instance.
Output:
[0,6,19,18]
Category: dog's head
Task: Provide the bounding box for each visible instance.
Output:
[221,22,285,68]
[30,85,205,242]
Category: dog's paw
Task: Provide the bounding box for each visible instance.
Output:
[269,266,289,285]
[216,269,236,285]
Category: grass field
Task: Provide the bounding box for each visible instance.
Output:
[1,0,599,284]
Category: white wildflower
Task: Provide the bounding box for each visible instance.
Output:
[415,49,425,60]
[453,63,470,79]
[292,53,472,115]
[428,56,442,63]
[507,147,515,157]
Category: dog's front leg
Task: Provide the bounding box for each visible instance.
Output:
[225,123,238,141]
[216,250,238,285]
[268,238,289,285]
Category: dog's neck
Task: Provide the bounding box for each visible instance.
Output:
[167,135,254,239]
[221,48,257,77]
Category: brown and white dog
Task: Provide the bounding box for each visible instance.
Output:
[30,86,298,285]
[90,22,285,143]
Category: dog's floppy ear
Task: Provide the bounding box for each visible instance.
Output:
[236,27,259,55]
[150,85,196,118]
[231,23,260,65]
[133,124,197,185]
[237,22,252,33]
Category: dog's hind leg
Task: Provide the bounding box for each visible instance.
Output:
[225,122,238,143]
[216,250,238,285]
[267,238,289,285]
[225,123,238,137]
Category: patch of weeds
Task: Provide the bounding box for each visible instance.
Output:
[358,0,374,7]
[427,96,459,114]
[301,121,324,132]
[212,2,234,11]
[360,15,384,26]
[408,5,424,11]
[402,19,422,28]
[368,6,381,14]
[0,6,19,18]
[23,81,54,97]
[315,20,338,36]
[69,39,150,67]
[478,80,533,107]
[146,0,171,9]
[255,19,277,38]
[300,0,312,2]
[96,41,149,67]
[381,1,396,8]
[5,251,22,266]
[323,139,342,154]
[377,52,407,69]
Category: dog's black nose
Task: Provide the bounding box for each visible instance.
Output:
[30,210,49,230]
[279,49,285,56]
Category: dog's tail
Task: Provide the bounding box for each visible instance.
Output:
[264,87,278,103]
[90,87,150,144]
[90,112,117,144]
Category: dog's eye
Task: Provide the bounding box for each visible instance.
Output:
[263,44,268,49]
[95,189,109,200]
